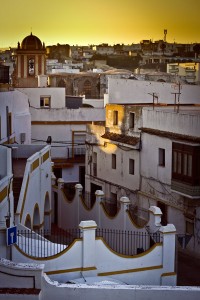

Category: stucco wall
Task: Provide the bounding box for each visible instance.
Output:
[0,90,31,144]
[12,220,176,286]
[86,143,140,194]
[15,145,52,229]
[142,107,200,137]
[42,280,200,300]
[17,87,66,108]
[108,78,200,104]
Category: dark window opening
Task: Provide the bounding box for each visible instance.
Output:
[159,148,165,167]
[113,111,118,125]
[129,159,135,175]
[172,142,200,185]
[112,154,116,169]
[129,112,135,129]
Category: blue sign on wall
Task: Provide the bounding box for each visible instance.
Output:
[7,226,17,246]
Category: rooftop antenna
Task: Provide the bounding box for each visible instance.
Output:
[171,82,181,113]
[164,29,167,42]
[148,93,158,109]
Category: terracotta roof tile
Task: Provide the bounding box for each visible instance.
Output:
[140,127,200,143]
[101,132,140,146]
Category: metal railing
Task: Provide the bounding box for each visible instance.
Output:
[67,146,86,158]
[82,191,94,209]
[17,227,81,258]
[96,228,162,255]
[101,198,120,217]
[63,183,76,201]
[128,205,149,227]
[16,226,162,258]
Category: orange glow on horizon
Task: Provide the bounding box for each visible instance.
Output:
[0,0,200,48]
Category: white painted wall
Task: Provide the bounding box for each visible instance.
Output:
[30,108,105,160]
[15,145,52,229]
[140,107,200,255]
[0,90,31,144]
[17,87,66,108]
[42,281,200,300]
[83,98,104,108]
[12,220,176,286]
[1,257,199,300]
[85,143,140,195]
[142,107,200,137]
[108,78,200,104]
[62,163,84,183]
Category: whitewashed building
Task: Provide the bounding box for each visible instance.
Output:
[167,62,200,84]
[17,87,105,186]
[107,77,200,105]
[139,106,200,256]
[0,89,31,145]
[85,77,200,256]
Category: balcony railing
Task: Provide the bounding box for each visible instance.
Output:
[128,205,149,227]
[17,227,81,258]
[101,198,120,217]
[185,67,195,71]
[171,179,200,198]
[67,146,86,158]
[96,228,162,255]
[169,67,179,73]
[16,227,162,258]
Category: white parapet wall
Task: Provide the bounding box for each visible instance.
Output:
[13,219,176,286]
[0,258,200,300]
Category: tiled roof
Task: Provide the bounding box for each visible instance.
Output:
[140,127,200,143]
[101,132,140,146]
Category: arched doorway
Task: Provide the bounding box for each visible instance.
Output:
[58,79,66,87]
[25,214,31,229]
[33,204,40,232]
[83,80,92,98]
[44,192,51,231]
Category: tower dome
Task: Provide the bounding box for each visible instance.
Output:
[21,32,43,50]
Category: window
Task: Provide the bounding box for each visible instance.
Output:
[157,201,168,226]
[40,96,51,108]
[158,148,165,166]
[7,112,12,137]
[113,111,118,125]
[112,154,116,169]
[73,132,86,157]
[129,159,135,175]
[110,192,118,215]
[172,142,200,185]
[28,58,35,76]
[93,152,97,176]
[83,80,92,98]
[129,112,135,129]
[186,220,194,235]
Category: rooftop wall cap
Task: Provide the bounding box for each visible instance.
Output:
[95,190,104,196]
[149,206,162,215]
[79,220,97,228]
[120,196,130,203]
[0,258,44,270]
[75,183,83,189]
[57,178,64,183]
[159,224,176,233]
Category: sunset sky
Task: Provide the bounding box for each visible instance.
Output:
[0,0,199,48]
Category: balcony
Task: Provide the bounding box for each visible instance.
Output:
[185,67,195,72]
[185,74,196,80]
[169,67,179,73]
[171,180,200,198]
